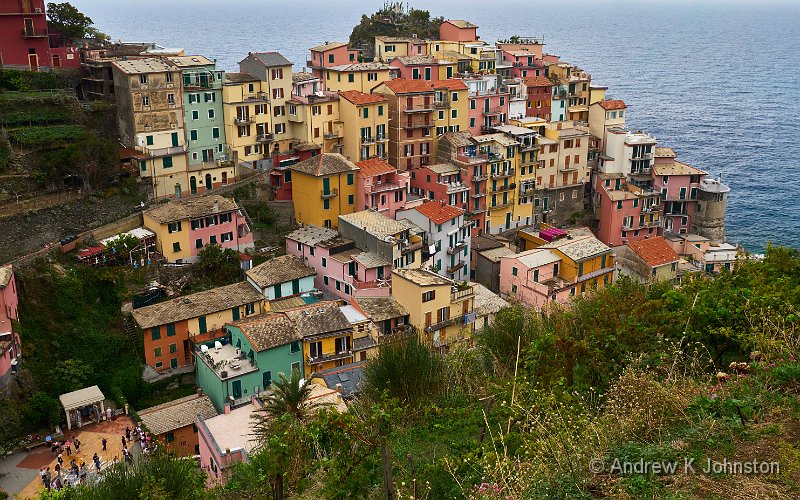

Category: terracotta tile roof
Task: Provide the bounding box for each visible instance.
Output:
[445,20,478,29]
[283,301,352,340]
[292,72,318,83]
[329,62,389,72]
[144,195,239,224]
[356,158,396,177]
[339,210,419,239]
[288,153,359,177]
[522,76,553,88]
[246,255,316,289]
[353,296,409,323]
[232,312,301,352]
[138,394,218,436]
[293,141,321,152]
[338,90,386,106]
[286,225,341,247]
[598,99,627,110]
[472,283,509,317]
[225,72,259,83]
[433,79,468,91]
[627,237,680,268]
[131,282,263,329]
[309,42,347,52]
[394,55,437,66]
[378,78,434,94]
[654,147,676,158]
[441,130,475,148]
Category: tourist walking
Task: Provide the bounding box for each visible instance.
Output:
[125,426,131,440]
[64,439,71,456]
[74,436,81,452]
[93,453,101,472]
[102,437,107,451]
[56,453,63,466]
[41,467,50,490]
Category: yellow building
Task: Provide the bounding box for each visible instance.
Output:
[546,61,592,122]
[432,79,470,138]
[287,91,342,153]
[323,62,391,93]
[337,90,389,161]
[282,302,355,377]
[222,73,272,166]
[374,36,430,63]
[473,133,521,233]
[238,52,295,154]
[391,268,476,349]
[136,144,190,199]
[288,153,360,229]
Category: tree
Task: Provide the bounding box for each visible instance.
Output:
[46,3,94,44]
[194,245,242,285]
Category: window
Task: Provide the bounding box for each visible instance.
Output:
[167,323,176,336]
[348,194,354,205]
[347,173,354,185]
[165,432,174,443]
[154,347,162,357]
[169,343,177,354]
[204,92,214,102]
[192,110,199,120]
[139,74,148,84]
[512,267,518,276]
[422,290,435,302]
[142,96,150,107]
[272,88,284,99]
[190,129,198,141]
[335,336,352,353]
[275,123,286,134]
[167,93,175,105]
[378,105,384,116]
[310,341,323,358]
[290,341,300,353]
[151,327,161,341]
[146,135,154,146]
[167,221,181,233]
[212,127,220,139]
[271,68,283,80]
[172,242,181,253]
[323,199,330,210]
[363,107,368,118]
[348,73,355,83]
[322,256,328,268]
[207,109,215,119]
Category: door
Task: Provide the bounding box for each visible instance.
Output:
[52,55,60,67]
[322,177,330,195]
[171,132,179,147]
[231,380,242,399]
[174,184,181,198]
[24,18,34,35]
[262,371,271,390]
[202,149,208,162]
[170,358,178,369]
[205,173,212,191]
[190,176,197,194]
[221,172,227,185]
[28,53,38,71]
[505,212,511,230]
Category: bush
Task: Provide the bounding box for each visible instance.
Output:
[8,125,85,148]
[363,334,445,404]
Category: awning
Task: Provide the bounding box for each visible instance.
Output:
[59,385,105,412]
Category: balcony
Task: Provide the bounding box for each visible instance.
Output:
[360,136,376,145]
[243,92,269,102]
[365,181,404,193]
[234,116,252,125]
[471,171,489,181]
[489,200,514,210]
[484,107,504,116]
[424,316,462,333]
[519,185,537,196]
[376,134,389,142]
[471,191,487,198]
[403,103,435,113]
[257,133,275,143]
[451,287,474,301]
[22,28,48,38]
[457,153,489,164]
[434,99,450,109]
[447,261,466,274]
[143,145,186,158]
[559,164,578,172]
[491,168,516,179]
[492,182,516,193]
[324,130,342,140]
[402,119,433,129]
[308,350,354,365]
[442,182,469,194]
[447,241,467,255]
[321,188,339,199]
[401,241,423,256]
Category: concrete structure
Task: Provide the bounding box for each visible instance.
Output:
[221,72,272,168]
[389,55,440,81]
[323,62,391,93]
[356,158,411,218]
[651,155,705,235]
[397,200,472,281]
[436,131,489,236]
[432,79,470,140]
[308,41,359,79]
[408,162,469,208]
[588,100,627,150]
[391,268,476,349]
[439,20,479,42]
[143,194,254,263]
[522,76,552,120]
[374,36,429,63]
[472,283,509,330]
[238,52,294,155]
[693,177,730,242]
[268,142,319,201]
[131,282,264,373]
[475,245,514,293]
[288,153,360,229]
[352,296,410,336]
[286,90,341,153]
[138,394,218,456]
[595,176,662,247]
[59,386,106,431]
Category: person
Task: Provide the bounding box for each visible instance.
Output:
[101,437,107,451]
[57,453,63,466]
[93,453,101,472]
[40,468,49,490]
[125,426,131,440]
[74,436,81,452]
[64,439,71,456]
[44,467,52,490]
[106,407,112,421]
[122,435,127,448]
[79,462,87,484]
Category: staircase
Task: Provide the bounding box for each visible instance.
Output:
[238,203,255,232]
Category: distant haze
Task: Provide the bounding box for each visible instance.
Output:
[72,0,800,251]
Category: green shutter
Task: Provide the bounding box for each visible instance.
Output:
[198,316,207,334]
[163,156,173,168]
[171,132,179,147]
[232,307,240,321]
[166,323,176,336]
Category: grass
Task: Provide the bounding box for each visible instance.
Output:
[0,89,72,100]
[8,124,85,147]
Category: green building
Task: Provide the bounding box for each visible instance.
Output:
[169,55,227,166]
[195,313,303,412]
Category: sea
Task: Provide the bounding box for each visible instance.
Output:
[71,0,800,252]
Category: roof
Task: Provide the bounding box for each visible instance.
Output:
[283,302,352,339]
[100,227,155,246]
[232,313,301,351]
[314,362,365,398]
[0,265,12,288]
[339,305,367,324]
[246,52,292,67]
[393,268,451,287]
[507,248,561,269]
[246,255,316,289]
[292,72,318,83]
[655,147,676,158]
[444,19,478,29]
[166,55,213,67]
[522,76,553,88]
[339,210,417,239]
[225,72,259,84]
[378,78,433,94]
[376,36,423,43]
[441,131,475,148]
[356,158,396,177]
[426,163,461,175]
[286,225,341,247]
[144,195,239,224]
[131,282,262,329]
[651,161,707,176]
[472,235,505,252]
[138,394,218,436]
[474,133,519,147]
[414,200,465,225]
[433,79,468,91]
[59,386,105,412]
[472,283,509,317]
[598,99,627,110]
[310,42,347,52]
[293,141,321,152]
[288,153,359,177]
[112,58,174,75]
[269,295,317,312]
[353,251,391,268]
[627,237,680,268]
[478,246,514,263]
[544,233,612,262]
[329,62,389,72]
[338,90,386,106]
[201,402,260,454]
[493,124,537,136]
[353,296,409,322]
[394,55,437,66]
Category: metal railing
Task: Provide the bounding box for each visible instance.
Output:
[320,188,339,199]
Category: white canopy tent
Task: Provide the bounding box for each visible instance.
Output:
[59,385,106,430]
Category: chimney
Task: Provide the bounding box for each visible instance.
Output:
[224,403,231,414]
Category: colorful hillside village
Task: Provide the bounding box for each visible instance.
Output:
[0,10,741,492]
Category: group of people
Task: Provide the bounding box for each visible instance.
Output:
[122,424,155,460]
[46,434,81,457]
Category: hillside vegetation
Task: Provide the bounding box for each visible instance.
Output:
[349,3,443,59]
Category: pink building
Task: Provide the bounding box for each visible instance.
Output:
[409,163,470,208]
[286,226,392,300]
[292,71,322,97]
[308,42,359,80]
[0,265,21,391]
[503,50,545,79]
[439,20,479,42]
[269,142,321,201]
[498,249,571,309]
[356,158,412,218]
[388,56,440,81]
[651,148,705,234]
[197,398,260,486]
[595,175,662,247]
[468,92,510,135]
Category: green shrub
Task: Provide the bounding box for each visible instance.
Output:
[8,125,85,147]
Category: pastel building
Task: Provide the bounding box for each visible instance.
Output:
[389,55,440,81]
[439,19,479,42]
[284,301,354,377]
[435,131,490,236]
[339,210,425,270]
[432,79,470,139]
[374,36,429,63]
[323,62,391,93]
[221,72,272,168]
[268,142,320,201]
[138,394,218,457]
[522,76,552,120]
[0,265,21,392]
[356,158,411,218]
[397,200,472,281]
[143,194,254,263]
[0,0,79,70]
[131,282,264,373]
[338,90,389,161]
[408,163,469,208]
[617,237,680,283]
[286,90,342,152]
[288,153,360,229]
[238,52,295,155]
[588,99,627,150]
[244,254,317,301]
[651,155,705,235]
[595,175,662,247]
[467,87,510,136]
[308,42,359,79]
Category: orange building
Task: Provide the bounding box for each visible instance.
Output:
[138,394,218,456]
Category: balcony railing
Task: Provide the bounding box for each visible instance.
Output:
[424,316,461,333]
[22,28,48,38]
[447,261,466,274]
[308,350,354,365]
[451,287,474,301]
[324,131,342,139]
[321,188,339,199]
[433,99,450,109]
[519,185,537,196]
[491,168,515,179]
[457,153,489,164]
[403,103,435,113]
[484,106,504,116]
[402,119,433,129]
[471,191,487,198]
[365,181,404,193]
[360,136,376,145]
[243,92,269,102]
[234,116,252,125]
[401,241,423,255]
[489,200,514,210]
[143,145,186,158]
[492,182,516,193]
[443,182,469,194]
[447,241,467,255]
[376,134,389,142]
[257,133,275,143]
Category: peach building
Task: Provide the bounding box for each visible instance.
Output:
[356,158,412,218]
